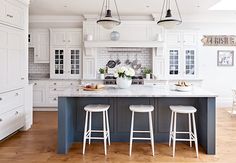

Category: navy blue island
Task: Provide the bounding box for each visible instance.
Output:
[57,85,217,155]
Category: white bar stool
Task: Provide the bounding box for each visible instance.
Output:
[129,105,154,156]
[82,104,110,155]
[169,105,198,158]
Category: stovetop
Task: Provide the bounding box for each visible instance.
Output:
[104,75,144,85]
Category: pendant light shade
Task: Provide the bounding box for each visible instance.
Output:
[97,0,121,30]
[157,0,182,29]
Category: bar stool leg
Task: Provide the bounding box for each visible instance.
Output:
[149,112,154,156]
[192,113,199,158]
[188,113,192,147]
[83,111,88,155]
[173,112,177,157]
[105,110,111,146]
[169,111,173,147]
[129,111,134,156]
[89,112,92,145]
[103,111,107,155]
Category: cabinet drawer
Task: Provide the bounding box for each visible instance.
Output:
[0,89,24,114]
[49,81,79,87]
[0,106,24,140]
[49,87,66,95]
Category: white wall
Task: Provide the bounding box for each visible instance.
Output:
[180,22,236,107]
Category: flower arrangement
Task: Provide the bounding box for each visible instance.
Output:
[114,66,135,79]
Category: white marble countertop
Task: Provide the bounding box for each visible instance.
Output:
[59,85,217,98]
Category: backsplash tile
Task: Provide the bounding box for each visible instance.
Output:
[28,48,50,74]
[97,48,152,75]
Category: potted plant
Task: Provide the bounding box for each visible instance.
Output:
[99,68,105,80]
[114,66,135,89]
[144,67,152,80]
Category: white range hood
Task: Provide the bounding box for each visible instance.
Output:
[84,41,164,48]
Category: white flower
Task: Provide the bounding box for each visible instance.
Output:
[125,67,135,77]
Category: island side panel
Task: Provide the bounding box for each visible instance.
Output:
[58,97,77,154]
[197,97,216,154]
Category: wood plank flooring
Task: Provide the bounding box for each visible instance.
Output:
[0,108,235,163]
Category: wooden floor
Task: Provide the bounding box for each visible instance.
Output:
[0,108,236,163]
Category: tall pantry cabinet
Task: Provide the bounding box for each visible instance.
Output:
[0,0,32,140]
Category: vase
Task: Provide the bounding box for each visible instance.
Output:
[146,74,150,80]
[100,74,105,80]
[116,77,132,89]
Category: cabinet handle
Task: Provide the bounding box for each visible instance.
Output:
[0,97,2,101]
[15,93,19,96]
[54,83,57,85]
[54,88,57,91]
[70,83,73,85]
[34,83,37,86]
[21,77,25,80]
[15,111,19,115]
[0,118,2,122]
[7,14,13,18]
[53,98,57,101]
[76,89,79,91]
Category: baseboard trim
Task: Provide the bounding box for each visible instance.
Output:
[33,108,57,111]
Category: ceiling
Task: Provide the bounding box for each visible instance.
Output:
[29,0,223,16]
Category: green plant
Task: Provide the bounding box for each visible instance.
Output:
[99,68,105,74]
[143,67,152,74]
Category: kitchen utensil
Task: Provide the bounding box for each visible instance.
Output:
[132,54,142,70]
[116,54,121,65]
[125,54,131,65]
[106,54,116,68]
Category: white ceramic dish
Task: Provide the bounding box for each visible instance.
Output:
[175,85,192,92]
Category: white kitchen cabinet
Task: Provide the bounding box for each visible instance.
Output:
[83,57,97,79]
[30,80,80,108]
[166,30,198,79]
[50,28,82,79]
[0,0,24,29]
[50,28,82,46]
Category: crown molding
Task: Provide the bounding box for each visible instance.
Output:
[29,15,85,23]
[18,0,30,5]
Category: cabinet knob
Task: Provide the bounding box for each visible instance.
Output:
[0,118,2,122]
[21,77,25,80]
[54,83,57,85]
[54,88,57,91]
[70,83,73,85]
[34,83,37,86]
[15,93,19,96]
[0,97,2,101]
[53,98,57,101]
[15,111,19,115]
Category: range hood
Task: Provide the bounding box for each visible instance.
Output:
[84,41,164,48]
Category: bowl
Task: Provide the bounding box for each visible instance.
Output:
[175,85,192,92]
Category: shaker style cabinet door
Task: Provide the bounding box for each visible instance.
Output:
[50,48,67,79]
[0,28,8,92]
[34,31,49,63]
[66,31,82,46]
[50,31,66,46]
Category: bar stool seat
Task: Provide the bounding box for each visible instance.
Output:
[83,104,110,155]
[129,105,154,156]
[84,104,110,112]
[130,105,154,112]
[170,105,196,113]
[169,105,198,158]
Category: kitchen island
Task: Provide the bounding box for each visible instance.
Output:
[57,85,217,155]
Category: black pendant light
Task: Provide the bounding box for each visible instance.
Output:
[97,0,121,30]
[157,0,182,29]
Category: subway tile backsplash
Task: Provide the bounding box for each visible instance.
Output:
[28,48,50,74]
[97,48,152,75]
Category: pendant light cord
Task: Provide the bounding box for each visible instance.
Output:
[159,0,166,21]
[114,0,121,22]
[175,0,182,22]
[99,0,106,19]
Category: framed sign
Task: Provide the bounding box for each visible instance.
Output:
[217,50,234,66]
[201,35,236,46]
